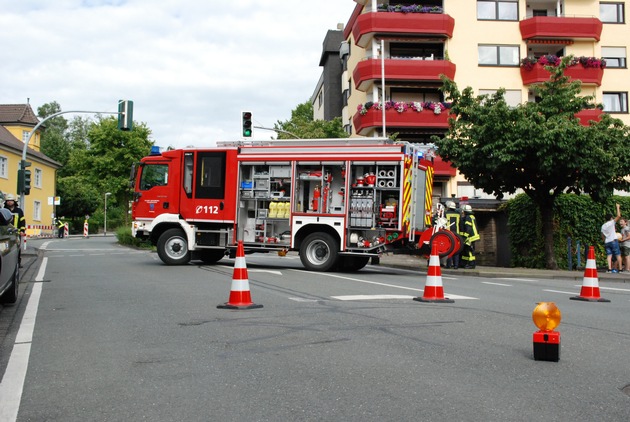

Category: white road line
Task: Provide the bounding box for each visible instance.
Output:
[333,294,415,301]
[292,269,477,299]
[497,278,540,282]
[0,258,47,422]
[482,281,512,287]
[544,289,576,295]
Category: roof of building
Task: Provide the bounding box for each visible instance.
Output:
[319,29,344,66]
[0,104,41,127]
[0,125,61,168]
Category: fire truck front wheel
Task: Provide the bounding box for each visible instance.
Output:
[157,228,191,265]
[300,233,339,272]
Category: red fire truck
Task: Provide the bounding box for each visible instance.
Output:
[130,138,461,271]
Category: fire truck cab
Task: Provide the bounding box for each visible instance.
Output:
[131,138,460,272]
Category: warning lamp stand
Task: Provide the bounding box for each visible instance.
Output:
[532,302,561,362]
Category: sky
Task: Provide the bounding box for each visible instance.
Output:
[1,0,358,149]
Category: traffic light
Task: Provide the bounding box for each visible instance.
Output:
[17,160,31,195]
[118,100,134,131]
[242,111,252,137]
[23,170,32,195]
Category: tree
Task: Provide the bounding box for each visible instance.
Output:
[274,102,348,139]
[434,56,630,269]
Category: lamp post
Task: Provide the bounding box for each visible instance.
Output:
[104,192,111,236]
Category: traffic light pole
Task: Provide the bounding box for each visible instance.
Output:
[253,126,301,139]
[20,106,125,211]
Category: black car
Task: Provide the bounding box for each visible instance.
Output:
[0,208,20,304]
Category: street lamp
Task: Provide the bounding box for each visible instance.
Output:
[104,192,111,236]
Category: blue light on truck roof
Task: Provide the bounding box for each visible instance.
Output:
[150,146,161,155]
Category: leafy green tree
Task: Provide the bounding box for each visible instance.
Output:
[56,175,100,219]
[434,56,630,269]
[274,102,348,139]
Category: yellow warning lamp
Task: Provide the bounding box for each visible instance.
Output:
[532,302,561,331]
[532,302,561,362]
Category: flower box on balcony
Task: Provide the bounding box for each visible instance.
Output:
[520,62,604,86]
[353,102,450,136]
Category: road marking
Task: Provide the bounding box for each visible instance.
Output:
[289,297,319,302]
[544,289,575,295]
[249,269,283,275]
[333,294,415,301]
[497,278,540,282]
[292,270,477,299]
[482,281,512,287]
[0,258,47,422]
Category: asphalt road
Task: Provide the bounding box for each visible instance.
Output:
[1,237,629,421]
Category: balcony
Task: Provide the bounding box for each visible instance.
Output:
[433,156,456,177]
[353,59,456,91]
[520,63,604,86]
[519,16,602,41]
[352,11,454,48]
[353,107,449,136]
[575,109,603,126]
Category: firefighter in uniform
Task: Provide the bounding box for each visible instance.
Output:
[56,217,66,238]
[4,193,26,267]
[460,204,480,269]
[444,201,461,269]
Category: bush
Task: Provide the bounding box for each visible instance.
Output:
[505,193,630,268]
[115,226,153,249]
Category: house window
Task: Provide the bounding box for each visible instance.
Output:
[478,45,520,66]
[601,47,627,68]
[33,200,42,222]
[477,1,518,21]
[35,168,42,188]
[603,92,628,113]
[22,130,29,143]
[600,2,625,23]
[478,89,522,107]
[0,156,7,179]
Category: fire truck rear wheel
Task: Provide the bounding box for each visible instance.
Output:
[157,228,191,265]
[199,249,225,264]
[300,233,339,272]
[338,256,370,272]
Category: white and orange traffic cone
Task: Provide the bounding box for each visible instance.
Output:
[413,242,454,303]
[570,246,610,302]
[217,241,263,310]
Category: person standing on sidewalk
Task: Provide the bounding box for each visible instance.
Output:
[4,193,25,267]
[461,204,480,269]
[619,217,630,272]
[601,203,622,273]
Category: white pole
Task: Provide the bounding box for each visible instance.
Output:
[104,192,111,235]
[381,39,386,138]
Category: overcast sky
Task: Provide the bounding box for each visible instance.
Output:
[1,0,357,149]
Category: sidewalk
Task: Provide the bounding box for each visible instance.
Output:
[377,253,630,283]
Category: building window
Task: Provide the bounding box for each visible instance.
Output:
[33,200,42,222]
[600,2,625,23]
[601,47,627,68]
[35,168,42,188]
[478,45,520,66]
[478,89,522,107]
[0,156,7,179]
[477,1,518,21]
[22,130,29,143]
[603,92,628,113]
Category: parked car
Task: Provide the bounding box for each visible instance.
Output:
[0,207,20,304]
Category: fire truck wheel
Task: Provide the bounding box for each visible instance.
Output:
[429,230,456,257]
[157,228,191,265]
[300,233,339,272]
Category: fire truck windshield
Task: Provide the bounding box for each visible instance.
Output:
[140,164,169,190]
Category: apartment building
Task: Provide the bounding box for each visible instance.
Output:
[314,0,629,199]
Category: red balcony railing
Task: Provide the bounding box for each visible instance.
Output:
[519,16,602,41]
[353,108,449,136]
[433,155,457,177]
[520,63,604,86]
[352,12,454,48]
[575,109,603,125]
[353,59,456,91]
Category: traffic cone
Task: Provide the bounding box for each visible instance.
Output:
[413,242,454,303]
[217,241,263,310]
[570,246,610,303]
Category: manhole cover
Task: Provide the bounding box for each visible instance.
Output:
[622,384,630,397]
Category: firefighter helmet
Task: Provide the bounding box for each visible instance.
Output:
[462,204,472,213]
[446,201,456,210]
